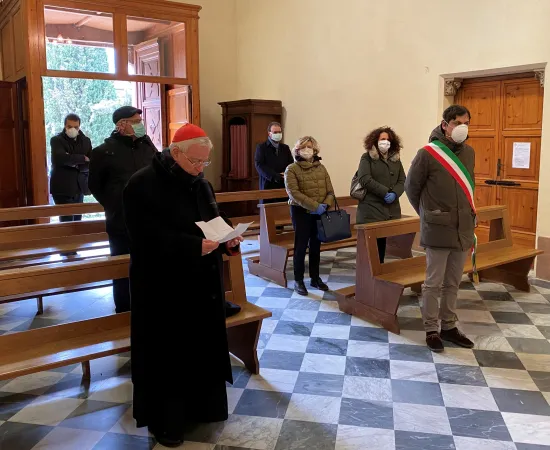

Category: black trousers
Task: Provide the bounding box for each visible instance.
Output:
[290,205,321,282]
[52,193,84,222]
[108,232,131,313]
[377,237,387,264]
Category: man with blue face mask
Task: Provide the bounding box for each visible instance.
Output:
[89,106,157,313]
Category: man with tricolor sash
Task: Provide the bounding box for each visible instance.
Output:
[405,105,476,353]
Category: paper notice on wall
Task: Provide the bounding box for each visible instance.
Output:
[512,142,531,169]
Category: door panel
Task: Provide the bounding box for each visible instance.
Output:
[166,86,190,142]
[460,82,500,132]
[499,186,538,234]
[502,79,543,130]
[469,136,497,179]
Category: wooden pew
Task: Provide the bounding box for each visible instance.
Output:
[338,205,543,334]
[247,198,415,288]
[0,254,271,380]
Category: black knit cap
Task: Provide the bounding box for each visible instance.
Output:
[112,106,142,124]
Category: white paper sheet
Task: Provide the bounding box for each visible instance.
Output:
[195,216,252,243]
[512,142,531,169]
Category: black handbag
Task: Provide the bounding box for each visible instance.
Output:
[316,199,352,243]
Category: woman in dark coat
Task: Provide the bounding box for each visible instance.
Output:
[356,126,406,263]
[122,123,242,447]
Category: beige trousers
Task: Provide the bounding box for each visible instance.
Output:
[422,248,469,333]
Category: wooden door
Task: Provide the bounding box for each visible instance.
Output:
[457,75,543,248]
[134,39,164,150]
[0,81,24,210]
[166,85,190,142]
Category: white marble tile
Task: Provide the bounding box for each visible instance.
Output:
[483,300,524,312]
[33,427,105,450]
[511,291,549,303]
[387,330,426,346]
[335,425,395,450]
[453,436,516,450]
[246,368,298,393]
[109,406,151,437]
[440,384,499,411]
[517,353,550,372]
[543,392,550,404]
[481,367,538,391]
[88,377,133,404]
[503,412,550,446]
[498,323,547,339]
[346,341,389,359]
[300,353,347,375]
[457,309,496,323]
[256,297,290,309]
[260,319,278,334]
[390,360,438,383]
[396,305,422,318]
[432,348,479,366]
[534,285,550,295]
[227,387,244,414]
[0,371,67,394]
[280,309,318,323]
[528,313,550,326]
[393,402,452,435]
[318,300,342,313]
[472,335,515,352]
[8,397,84,426]
[285,393,341,424]
[350,316,381,328]
[217,415,283,450]
[342,376,392,402]
[461,322,503,337]
[311,323,350,340]
[458,290,483,300]
[265,334,309,353]
[246,287,267,297]
[476,283,508,292]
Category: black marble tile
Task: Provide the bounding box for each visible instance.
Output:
[478,291,514,301]
[274,419,337,450]
[231,365,252,388]
[530,371,550,392]
[293,372,344,398]
[93,432,156,450]
[447,407,512,441]
[473,350,526,370]
[349,326,388,343]
[259,350,304,371]
[262,287,294,298]
[490,311,533,324]
[60,400,130,431]
[287,298,322,311]
[273,321,313,337]
[436,364,487,386]
[321,291,340,301]
[457,299,486,310]
[345,357,390,378]
[460,281,476,291]
[338,398,394,429]
[233,389,291,418]
[538,326,550,339]
[506,337,550,354]
[491,388,550,416]
[327,274,355,284]
[0,392,38,421]
[391,380,444,406]
[394,430,456,449]
[182,421,225,443]
[265,308,284,320]
[399,317,426,331]
[40,373,92,399]
[246,296,259,304]
[389,344,434,363]
[306,337,348,356]
[516,444,550,450]
[315,311,352,325]
[520,303,550,314]
[399,295,420,307]
[12,317,65,332]
[0,421,54,450]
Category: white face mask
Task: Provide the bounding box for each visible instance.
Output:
[449,123,468,144]
[378,140,391,153]
[66,128,79,139]
[270,132,282,142]
[300,148,314,160]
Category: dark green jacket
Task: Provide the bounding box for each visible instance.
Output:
[356,147,406,224]
[284,157,335,211]
[405,126,475,251]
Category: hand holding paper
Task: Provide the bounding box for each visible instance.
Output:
[196,216,252,243]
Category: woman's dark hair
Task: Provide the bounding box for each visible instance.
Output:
[363,126,402,155]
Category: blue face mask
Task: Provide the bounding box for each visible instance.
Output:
[131,123,146,138]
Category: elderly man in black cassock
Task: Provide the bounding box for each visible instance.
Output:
[122,123,243,448]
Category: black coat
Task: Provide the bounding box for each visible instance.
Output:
[49,131,92,197]
[255,140,293,190]
[88,132,156,235]
[122,150,233,430]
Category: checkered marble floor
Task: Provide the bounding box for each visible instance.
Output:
[1,245,550,449]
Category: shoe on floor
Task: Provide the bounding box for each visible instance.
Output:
[441,327,474,348]
[294,280,308,296]
[426,332,444,353]
[310,278,329,291]
[149,428,184,448]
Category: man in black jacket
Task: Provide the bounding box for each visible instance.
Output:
[89,106,157,313]
[254,122,293,203]
[50,113,92,221]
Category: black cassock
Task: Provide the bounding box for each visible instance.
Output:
[123,150,233,431]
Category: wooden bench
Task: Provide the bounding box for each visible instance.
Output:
[247,198,415,288]
[0,254,271,380]
[337,205,543,334]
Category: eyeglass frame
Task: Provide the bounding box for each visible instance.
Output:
[181,151,212,167]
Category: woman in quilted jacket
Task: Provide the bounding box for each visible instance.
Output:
[284,136,335,296]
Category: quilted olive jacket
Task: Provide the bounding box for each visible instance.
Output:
[284,156,335,211]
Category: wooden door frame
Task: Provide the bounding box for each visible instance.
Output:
[23,0,201,206]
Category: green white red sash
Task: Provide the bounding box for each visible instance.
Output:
[423,140,479,281]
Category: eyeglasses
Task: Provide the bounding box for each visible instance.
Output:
[182,152,211,167]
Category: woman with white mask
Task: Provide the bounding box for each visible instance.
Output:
[285,136,335,296]
[355,127,406,263]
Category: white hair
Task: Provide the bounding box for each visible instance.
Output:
[169,137,213,153]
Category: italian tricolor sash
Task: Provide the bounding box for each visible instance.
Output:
[423,140,479,282]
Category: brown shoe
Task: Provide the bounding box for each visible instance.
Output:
[440,327,474,349]
[426,332,444,353]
